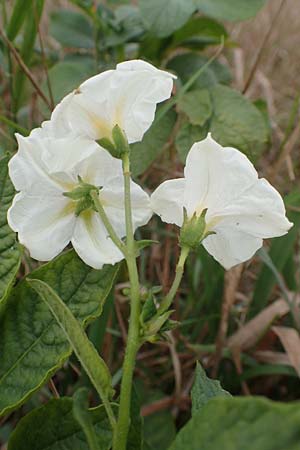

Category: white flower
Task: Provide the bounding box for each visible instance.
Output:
[151,134,292,269]
[8,133,152,269]
[33,60,176,144]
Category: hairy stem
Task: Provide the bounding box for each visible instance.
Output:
[113,152,141,450]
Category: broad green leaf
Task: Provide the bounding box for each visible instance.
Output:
[139,0,196,38]
[6,0,32,41]
[73,388,100,450]
[8,398,112,450]
[195,0,269,22]
[0,155,21,303]
[191,362,230,415]
[209,84,269,161]
[177,89,212,126]
[175,122,208,162]
[0,250,118,417]
[127,385,143,450]
[169,396,300,450]
[167,53,232,89]
[130,109,176,177]
[13,0,45,112]
[143,399,176,450]
[172,16,228,49]
[105,6,145,48]
[50,9,94,49]
[28,278,113,399]
[250,190,300,318]
[40,59,95,111]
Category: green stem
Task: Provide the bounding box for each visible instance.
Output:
[113,152,141,450]
[158,245,190,314]
[91,190,126,256]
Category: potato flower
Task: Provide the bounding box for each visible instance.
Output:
[33,60,176,144]
[151,134,292,269]
[8,134,152,269]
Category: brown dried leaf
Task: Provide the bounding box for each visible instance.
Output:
[253,350,291,366]
[272,326,300,377]
[227,296,300,351]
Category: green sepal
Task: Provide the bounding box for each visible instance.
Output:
[112,124,130,156]
[63,177,100,217]
[142,310,174,343]
[179,208,207,249]
[141,294,157,324]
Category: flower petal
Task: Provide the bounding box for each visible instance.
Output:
[51,60,175,143]
[8,186,75,261]
[100,176,152,237]
[74,147,123,188]
[151,178,185,226]
[202,226,263,270]
[184,134,258,217]
[9,134,62,192]
[41,136,100,180]
[214,178,293,238]
[71,210,124,269]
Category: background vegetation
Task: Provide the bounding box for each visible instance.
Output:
[0,0,300,448]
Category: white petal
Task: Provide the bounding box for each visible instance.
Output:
[8,186,75,261]
[202,226,263,270]
[184,134,258,217]
[110,64,174,143]
[100,176,152,237]
[214,178,293,239]
[71,210,124,269]
[55,60,175,143]
[41,136,99,180]
[74,147,123,188]
[9,134,62,192]
[151,178,185,226]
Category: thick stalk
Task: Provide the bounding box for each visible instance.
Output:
[113,153,141,450]
[158,245,190,314]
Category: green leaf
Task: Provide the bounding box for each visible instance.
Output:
[50,9,94,49]
[139,0,196,38]
[6,0,32,41]
[127,385,143,450]
[40,59,95,111]
[105,6,145,48]
[8,398,112,450]
[0,155,21,304]
[177,89,212,126]
[137,385,176,450]
[73,388,100,450]
[27,278,114,399]
[195,0,269,22]
[0,250,118,417]
[172,16,228,49]
[191,362,230,415]
[167,53,232,89]
[130,109,176,177]
[209,84,269,161]
[169,396,300,450]
[175,122,208,162]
